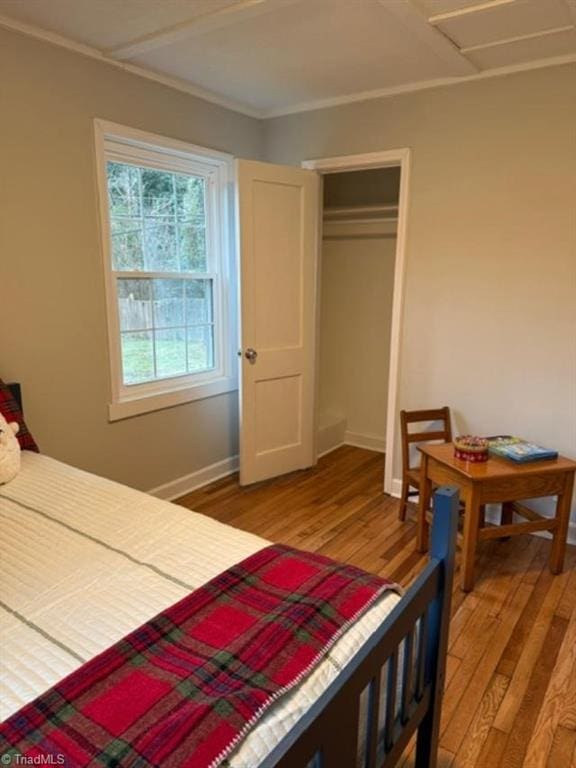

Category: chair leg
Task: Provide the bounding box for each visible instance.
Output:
[399,479,409,521]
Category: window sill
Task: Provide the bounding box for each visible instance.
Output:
[108,375,238,422]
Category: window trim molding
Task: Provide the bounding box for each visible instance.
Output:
[94,119,238,421]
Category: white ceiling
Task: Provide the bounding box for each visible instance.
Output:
[1,0,575,116]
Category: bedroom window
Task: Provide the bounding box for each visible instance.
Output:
[95,121,236,421]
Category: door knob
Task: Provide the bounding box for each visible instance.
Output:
[244,348,258,364]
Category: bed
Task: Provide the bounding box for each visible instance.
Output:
[0,389,458,768]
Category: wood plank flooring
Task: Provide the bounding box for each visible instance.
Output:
[175,445,576,768]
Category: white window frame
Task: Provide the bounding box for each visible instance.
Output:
[94,120,237,421]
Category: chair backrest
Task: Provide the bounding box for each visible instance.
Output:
[400,407,452,471]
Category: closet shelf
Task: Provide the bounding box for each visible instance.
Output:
[324,216,398,225]
[322,217,397,240]
[323,204,398,223]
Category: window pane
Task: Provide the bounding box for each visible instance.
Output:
[176,175,205,222]
[107,162,141,217]
[155,328,186,378]
[110,218,144,271]
[187,325,214,372]
[153,279,184,328]
[105,162,207,274]
[118,279,152,331]
[121,331,154,384]
[180,226,207,272]
[176,175,207,272]
[142,169,174,217]
[144,221,177,271]
[185,280,213,325]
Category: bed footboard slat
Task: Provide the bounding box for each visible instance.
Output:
[400,630,415,725]
[384,650,398,753]
[366,672,382,768]
[415,611,428,702]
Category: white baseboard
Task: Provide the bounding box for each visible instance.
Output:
[149,455,239,501]
[389,477,576,545]
[344,431,386,453]
[317,418,347,457]
[317,441,346,459]
[317,420,385,457]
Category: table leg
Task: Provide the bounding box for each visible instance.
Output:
[499,501,514,541]
[479,505,486,528]
[461,484,481,592]
[501,501,514,526]
[417,454,432,554]
[549,472,575,575]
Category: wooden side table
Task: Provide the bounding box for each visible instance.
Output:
[417,443,576,591]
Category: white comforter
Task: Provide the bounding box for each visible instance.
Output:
[0,452,399,766]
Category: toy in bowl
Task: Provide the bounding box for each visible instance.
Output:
[454,435,489,463]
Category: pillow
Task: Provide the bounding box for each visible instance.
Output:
[0,380,39,452]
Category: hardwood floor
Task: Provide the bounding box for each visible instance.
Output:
[175,445,576,768]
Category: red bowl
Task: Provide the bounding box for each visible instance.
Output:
[454,446,489,463]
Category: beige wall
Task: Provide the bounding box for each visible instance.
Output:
[266,64,576,522]
[0,28,264,490]
[318,234,396,450]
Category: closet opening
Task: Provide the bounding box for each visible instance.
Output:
[304,149,410,496]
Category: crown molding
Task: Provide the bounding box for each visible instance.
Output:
[0,13,263,119]
[263,52,576,118]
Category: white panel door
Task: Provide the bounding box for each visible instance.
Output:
[236,159,320,485]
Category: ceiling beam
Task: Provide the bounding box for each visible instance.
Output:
[381,0,479,76]
[460,24,575,54]
[107,0,303,61]
[428,0,517,25]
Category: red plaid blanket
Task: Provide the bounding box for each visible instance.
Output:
[0,544,399,768]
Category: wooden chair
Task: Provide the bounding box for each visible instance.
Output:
[399,407,452,521]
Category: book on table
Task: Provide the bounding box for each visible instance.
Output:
[486,436,558,463]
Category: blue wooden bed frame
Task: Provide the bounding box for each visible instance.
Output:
[262,486,459,768]
[7,381,457,768]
